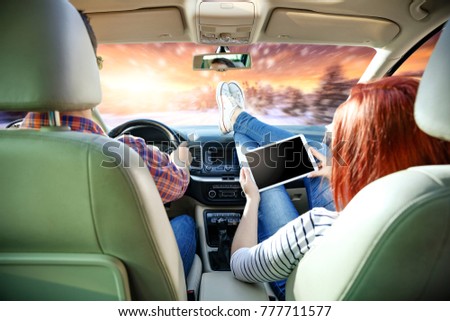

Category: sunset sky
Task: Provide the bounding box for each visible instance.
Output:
[95,33,439,125]
[97,43,374,113]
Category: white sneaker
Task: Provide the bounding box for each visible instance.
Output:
[216,81,239,134]
[228,81,245,110]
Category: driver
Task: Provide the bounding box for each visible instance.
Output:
[19,11,196,279]
[210,57,236,71]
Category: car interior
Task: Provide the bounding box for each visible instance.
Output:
[0,0,449,301]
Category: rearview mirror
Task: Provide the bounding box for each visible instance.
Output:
[193,53,251,71]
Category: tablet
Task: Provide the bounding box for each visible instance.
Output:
[236,134,318,192]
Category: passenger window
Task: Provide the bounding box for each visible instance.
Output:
[394,31,441,78]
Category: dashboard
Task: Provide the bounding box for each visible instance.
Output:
[115,123,326,206]
[180,128,245,205]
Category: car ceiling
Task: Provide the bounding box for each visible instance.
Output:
[70,0,450,79]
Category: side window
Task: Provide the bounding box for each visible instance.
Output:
[394,31,441,78]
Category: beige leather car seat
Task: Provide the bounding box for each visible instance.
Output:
[0,0,194,300]
[286,23,450,300]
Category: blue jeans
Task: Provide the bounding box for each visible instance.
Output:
[233,112,335,300]
[170,215,197,278]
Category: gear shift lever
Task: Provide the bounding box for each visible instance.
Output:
[210,219,231,270]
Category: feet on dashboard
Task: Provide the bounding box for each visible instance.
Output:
[216,81,245,134]
[228,81,245,110]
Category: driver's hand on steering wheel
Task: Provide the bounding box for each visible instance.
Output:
[170,141,193,170]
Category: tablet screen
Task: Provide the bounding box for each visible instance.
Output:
[243,135,316,191]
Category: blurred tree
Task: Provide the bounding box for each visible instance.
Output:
[244,81,273,115]
[313,64,353,123]
[283,86,309,116]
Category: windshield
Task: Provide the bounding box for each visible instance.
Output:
[96,43,375,127]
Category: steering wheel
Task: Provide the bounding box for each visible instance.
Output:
[108,119,182,154]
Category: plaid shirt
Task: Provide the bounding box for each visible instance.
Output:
[22,112,189,204]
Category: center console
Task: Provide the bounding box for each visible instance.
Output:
[196,205,242,272]
[204,210,241,271]
[196,204,274,301]
[188,141,246,205]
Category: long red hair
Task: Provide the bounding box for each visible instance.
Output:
[331,76,450,211]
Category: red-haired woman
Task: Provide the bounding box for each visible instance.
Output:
[216,77,450,300]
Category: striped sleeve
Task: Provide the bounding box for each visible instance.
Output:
[117,135,189,204]
[230,207,338,283]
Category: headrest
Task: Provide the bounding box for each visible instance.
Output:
[415,23,450,141]
[0,0,101,112]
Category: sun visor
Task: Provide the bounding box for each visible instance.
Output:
[90,8,185,43]
[265,9,400,47]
